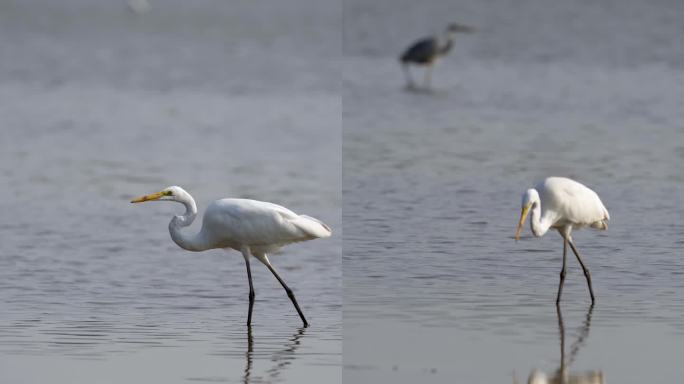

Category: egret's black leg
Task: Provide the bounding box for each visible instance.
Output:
[243,255,256,326]
[556,238,568,304]
[264,262,308,327]
[568,240,595,303]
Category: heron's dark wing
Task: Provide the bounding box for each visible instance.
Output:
[400,37,438,64]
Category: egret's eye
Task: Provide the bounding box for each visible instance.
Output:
[163,191,173,196]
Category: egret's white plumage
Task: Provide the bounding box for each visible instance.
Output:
[515,177,609,303]
[182,198,330,253]
[131,186,331,327]
[519,177,610,238]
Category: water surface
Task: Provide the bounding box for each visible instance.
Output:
[0,1,340,383]
[343,0,684,382]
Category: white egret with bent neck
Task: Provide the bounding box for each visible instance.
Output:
[515,177,609,304]
[131,186,331,327]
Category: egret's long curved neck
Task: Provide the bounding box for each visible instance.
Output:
[529,193,553,237]
[168,194,209,252]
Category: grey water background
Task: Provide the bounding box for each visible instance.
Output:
[343,0,684,382]
[0,1,340,383]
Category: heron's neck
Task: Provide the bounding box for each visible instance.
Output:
[168,196,209,252]
[439,32,454,54]
[530,199,553,237]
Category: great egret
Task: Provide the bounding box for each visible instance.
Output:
[514,177,610,304]
[399,23,474,89]
[131,186,331,327]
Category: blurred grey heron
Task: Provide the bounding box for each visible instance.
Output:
[399,23,474,89]
[127,0,151,14]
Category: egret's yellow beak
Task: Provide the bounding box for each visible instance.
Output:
[514,203,532,241]
[130,191,165,203]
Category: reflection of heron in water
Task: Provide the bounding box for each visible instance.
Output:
[127,0,151,14]
[521,304,603,384]
[243,326,307,384]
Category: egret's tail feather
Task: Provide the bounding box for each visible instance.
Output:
[293,215,332,239]
[591,220,608,230]
[602,205,610,221]
[591,205,610,230]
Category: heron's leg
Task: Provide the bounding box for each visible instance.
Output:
[402,63,414,88]
[241,249,256,326]
[256,254,309,327]
[424,63,433,89]
[568,240,596,303]
[556,238,568,304]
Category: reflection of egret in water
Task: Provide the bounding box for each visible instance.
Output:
[520,304,603,384]
[244,327,254,384]
[243,326,306,384]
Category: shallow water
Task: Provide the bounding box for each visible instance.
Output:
[343,0,684,382]
[0,1,340,383]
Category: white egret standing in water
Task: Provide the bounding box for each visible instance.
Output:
[515,177,610,303]
[131,186,332,327]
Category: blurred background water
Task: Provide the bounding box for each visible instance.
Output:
[343,0,684,382]
[0,1,340,383]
